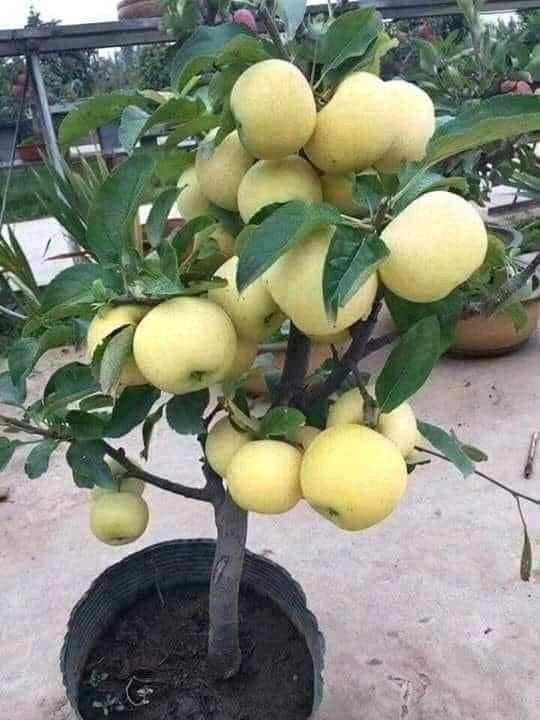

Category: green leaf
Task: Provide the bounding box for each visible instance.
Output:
[41,265,121,312]
[66,411,108,440]
[166,391,209,434]
[236,201,342,292]
[353,173,384,215]
[97,325,136,394]
[461,443,488,463]
[24,439,60,479]
[170,24,247,90]
[0,437,18,471]
[209,64,249,109]
[106,386,160,438]
[323,228,389,321]
[146,188,180,248]
[0,371,26,406]
[142,404,164,460]
[159,238,180,282]
[392,168,469,214]
[79,394,114,412]
[259,406,306,438]
[66,440,114,489]
[86,153,157,262]
[44,363,100,409]
[424,96,540,167]
[58,94,150,145]
[217,35,275,65]
[164,113,221,147]
[154,147,193,184]
[504,302,529,332]
[384,288,464,352]
[118,105,150,154]
[276,0,307,40]
[8,338,40,385]
[375,317,441,413]
[519,508,532,582]
[319,8,383,78]
[417,421,474,478]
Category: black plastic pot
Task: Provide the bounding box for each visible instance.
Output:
[61,539,325,718]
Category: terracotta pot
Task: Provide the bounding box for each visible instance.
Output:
[450,301,539,357]
[17,143,46,162]
[117,0,164,19]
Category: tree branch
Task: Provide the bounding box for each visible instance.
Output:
[363,330,400,357]
[258,5,291,60]
[0,413,215,503]
[417,446,540,507]
[299,298,383,408]
[277,323,311,404]
[102,442,214,503]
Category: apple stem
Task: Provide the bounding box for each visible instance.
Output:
[205,466,249,679]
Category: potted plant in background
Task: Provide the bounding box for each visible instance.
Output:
[1,2,540,718]
[17,133,47,163]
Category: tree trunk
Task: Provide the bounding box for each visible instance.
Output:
[208,490,248,679]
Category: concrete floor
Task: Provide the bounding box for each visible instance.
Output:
[1,331,539,720]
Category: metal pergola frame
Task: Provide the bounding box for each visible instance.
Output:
[0,0,538,227]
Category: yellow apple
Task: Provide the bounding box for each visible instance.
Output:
[265,227,378,335]
[237,156,323,223]
[90,493,149,545]
[91,457,145,500]
[209,256,284,342]
[205,417,252,477]
[375,80,436,174]
[327,387,364,427]
[133,297,237,394]
[87,305,149,387]
[195,129,254,211]
[176,165,213,220]
[230,59,317,159]
[304,72,392,173]
[377,402,418,457]
[226,440,302,514]
[380,191,488,302]
[293,425,321,450]
[223,336,258,380]
[301,424,408,530]
[321,172,368,217]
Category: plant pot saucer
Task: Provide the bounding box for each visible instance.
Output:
[448,301,539,358]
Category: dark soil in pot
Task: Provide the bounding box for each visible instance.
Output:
[78,583,314,720]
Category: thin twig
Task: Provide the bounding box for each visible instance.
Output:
[416,446,540,507]
[300,297,383,407]
[259,5,291,60]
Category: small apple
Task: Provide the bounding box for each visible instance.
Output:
[233,9,257,33]
[209,256,284,343]
[206,417,253,477]
[87,305,149,387]
[226,440,302,514]
[90,493,149,546]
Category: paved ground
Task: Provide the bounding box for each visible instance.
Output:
[1,326,539,720]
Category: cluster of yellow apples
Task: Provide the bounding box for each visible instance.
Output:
[85,58,490,538]
[89,458,149,545]
[206,383,416,531]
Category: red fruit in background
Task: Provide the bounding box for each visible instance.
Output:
[233,9,257,33]
[515,81,533,95]
[500,80,517,93]
[418,22,436,41]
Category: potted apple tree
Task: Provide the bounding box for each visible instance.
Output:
[1,3,540,718]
